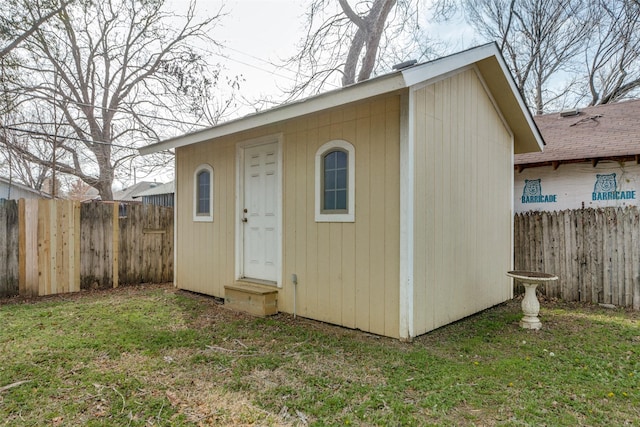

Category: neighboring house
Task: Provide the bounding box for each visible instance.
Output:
[70,181,158,203]
[0,176,50,200]
[515,99,640,213]
[110,181,158,216]
[132,181,174,207]
[113,181,158,202]
[140,43,544,340]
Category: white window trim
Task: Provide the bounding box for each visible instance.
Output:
[193,163,213,222]
[315,140,355,222]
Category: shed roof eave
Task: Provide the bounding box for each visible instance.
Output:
[515,153,640,169]
[474,55,544,154]
[139,43,543,156]
[401,43,545,154]
[139,73,407,155]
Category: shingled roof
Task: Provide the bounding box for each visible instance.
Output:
[515,99,640,169]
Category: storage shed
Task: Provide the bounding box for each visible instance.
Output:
[140,43,544,339]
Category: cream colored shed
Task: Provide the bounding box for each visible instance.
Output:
[140,43,544,340]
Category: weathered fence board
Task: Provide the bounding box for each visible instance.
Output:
[515,207,640,309]
[118,204,173,285]
[80,202,117,289]
[81,203,173,289]
[1,200,173,298]
[0,200,19,297]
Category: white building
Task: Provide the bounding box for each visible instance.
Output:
[515,99,640,213]
[0,176,49,200]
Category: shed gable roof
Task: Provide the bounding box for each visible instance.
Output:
[140,43,543,156]
[516,99,640,167]
[113,181,157,201]
[132,181,175,198]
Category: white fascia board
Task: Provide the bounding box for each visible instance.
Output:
[140,42,543,156]
[401,43,544,153]
[139,73,406,155]
[491,52,545,152]
[400,43,498,87]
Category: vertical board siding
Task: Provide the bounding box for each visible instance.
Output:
[282,96,402,337]
[0,200,19,297]
[413,69,514,335]
[514,207,640,309]
[176,141,236,297]
[175,95,402,337]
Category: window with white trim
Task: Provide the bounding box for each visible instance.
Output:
[193,164,213,222]
[315,140,355,222]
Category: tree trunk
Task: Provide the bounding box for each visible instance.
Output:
[357,0,396,83]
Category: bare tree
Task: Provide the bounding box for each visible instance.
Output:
[0,0,71,59]
[285,0,433,98]
[0,0,73,121]
[0,118,51,192]
[66,177,94,201]
[459,0,595,114]
[338,0,397,85]
[3,0,225,200]
[584,0,640,105]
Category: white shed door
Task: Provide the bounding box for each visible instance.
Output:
[242,142,278,282]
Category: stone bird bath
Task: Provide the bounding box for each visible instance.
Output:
[507,271,558,330]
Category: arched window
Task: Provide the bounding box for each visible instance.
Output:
[315,140,355,222]
[193,164,213,222]
[322,150,348,212]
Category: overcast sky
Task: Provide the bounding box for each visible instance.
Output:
[183,0,475,105]
[138,0,474,187]
[201,0,313,102]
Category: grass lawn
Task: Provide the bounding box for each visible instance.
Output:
[0,284,638,426]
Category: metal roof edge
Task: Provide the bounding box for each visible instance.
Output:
[139,43,543,155]
[139,72,407,155]
[400,42,496,86]
[132,181,175,198]
[489,44,545,151]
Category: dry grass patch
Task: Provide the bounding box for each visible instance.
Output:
[1,284,638,426]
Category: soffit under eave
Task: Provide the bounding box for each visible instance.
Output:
[141,75,408,155]
[475,58,544,155]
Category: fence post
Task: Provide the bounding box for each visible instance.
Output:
[113,202,119,288]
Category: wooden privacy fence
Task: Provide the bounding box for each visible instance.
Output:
[0,200,19,297]
[19,199,81,297]
[81,202,174,288]
[0,199,173,298]
[515,207,640,310]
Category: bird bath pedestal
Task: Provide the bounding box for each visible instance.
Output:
[507,271,558,330]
